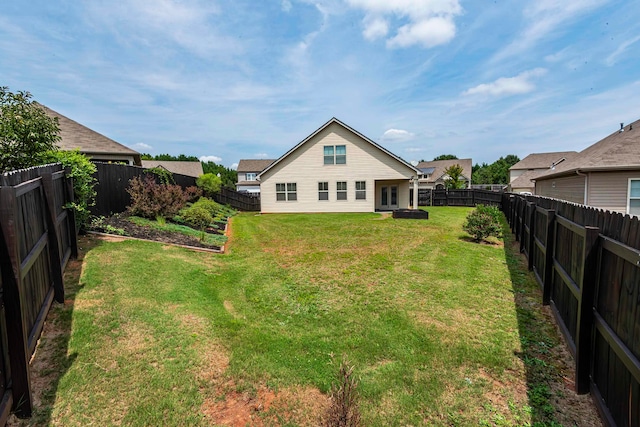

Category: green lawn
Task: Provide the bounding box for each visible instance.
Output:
[25,207,571,426]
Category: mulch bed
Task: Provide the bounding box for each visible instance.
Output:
[92,214,223,251]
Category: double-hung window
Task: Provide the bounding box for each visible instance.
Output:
[324,145,346,165]
[276,183,297,201]
[245,173,256,181]
[628,179,640,216]
[355,181,366,200]
[337,181,347,200]
[318,182,329,200]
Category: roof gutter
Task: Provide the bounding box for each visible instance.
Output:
[575,170,588,205]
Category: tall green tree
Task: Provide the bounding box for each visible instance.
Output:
[444,164,465,189]
[0,87,60,172]
[471,155,520,184]
[433,154,458,161]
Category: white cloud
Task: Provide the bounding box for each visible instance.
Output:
[254,153,270,158]
[362,16,388,40]
[346,0,462,48]
[387,16,456,48]
[605,35,640,66]
[281,0,292,12]
[199,155,222,163]
[132,142,153,150]
[463,68,547,98]
[230,162,239,170]
[492,0,608,62]
[381,128,415,141]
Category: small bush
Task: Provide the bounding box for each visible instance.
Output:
[463,204,503,242]
[323,357,361,427]
[46,149,97,230]
[196,173,222,196]
[181,206,213,241]
[126,175,188,219]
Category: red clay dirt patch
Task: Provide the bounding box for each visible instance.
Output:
[202,382,329,427]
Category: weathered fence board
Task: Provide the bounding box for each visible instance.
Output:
[93,163,260,214]
[0,164,77,418]
[503,192,640,426]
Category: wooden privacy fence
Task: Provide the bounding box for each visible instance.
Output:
[93,163,260,215]
[0,164,77,421]
[416,188,503,207]
[503,193,640,427]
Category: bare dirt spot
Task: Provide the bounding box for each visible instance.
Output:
[202,383,329,427]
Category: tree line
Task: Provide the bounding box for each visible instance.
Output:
[140,153,237,188]
[427,154,521,185]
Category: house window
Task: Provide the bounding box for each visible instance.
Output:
[628,179,640,215]
[245,173,256,181]
[324,145,346,165]
[318,182,329,200]
[355,181,366,200]
[276,183,297,201]
[337,181,347,200]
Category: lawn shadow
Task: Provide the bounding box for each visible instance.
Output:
[7,235,104,426]
[501,223,577,426]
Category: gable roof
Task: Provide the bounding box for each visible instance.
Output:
[536,119,640,180]
[237,159,275,172]
[141,160,203,178]
[41,104,141,164]
[510,151,578,171]
[258,117,420,178]
[416,159,473,182]
[509,169,546,189]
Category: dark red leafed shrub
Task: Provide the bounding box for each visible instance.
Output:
[184,186,203,202]
[127,175,189,219]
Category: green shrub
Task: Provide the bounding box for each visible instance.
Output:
[145,167,175,185]
[46,149,97,230]
[196,173,222,196]
[463,204,503,242]
[180,206,213,240]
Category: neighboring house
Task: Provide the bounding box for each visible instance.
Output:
[416,159,472,189]
[42,105,142,166]
[236,159,275,193]
[258,118,421,213]
[141,160,203,178]
[508,151,578,194]
[535,120,640,215]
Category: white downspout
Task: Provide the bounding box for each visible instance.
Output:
[576,170,587,205]
[412,177,419,209]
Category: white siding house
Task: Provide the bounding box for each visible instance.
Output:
[258,118,420,213]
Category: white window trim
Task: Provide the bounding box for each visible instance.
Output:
[318,181,329,201]
[336,181,347,201]
[323,145,346,165]
[355,181,366,201]
[627,178,640,215]
[276,182,297,202]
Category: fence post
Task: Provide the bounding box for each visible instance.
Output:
[0,187,33,418]
[41,173,65,303]
[64,170,78,259]
[527,202,536,270]
[542,209,556,305]
[575,226,599,394]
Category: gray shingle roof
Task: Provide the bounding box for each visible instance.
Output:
[141,160,203,178]
[510,151,578,170]
[416,159,472,182]
[536,119,640,180]
[41,105,141,161]
[237,159,275,172]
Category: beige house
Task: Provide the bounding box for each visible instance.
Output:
[416,159,472,189]
[42,105,142,165]
[535,120,640,215]
[236,159,275,193]
[508,151,578,194]
[141,160,204,178]
[258,118,421,213]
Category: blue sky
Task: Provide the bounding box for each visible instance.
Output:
[2,0,639,168]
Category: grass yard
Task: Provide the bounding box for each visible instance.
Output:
[16,207,598,426]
